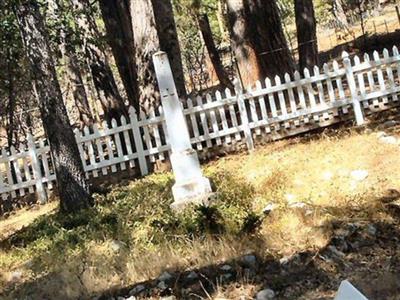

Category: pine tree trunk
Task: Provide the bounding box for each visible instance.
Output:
[247,0,295,79]
[198,14,233,89]
[295,0,319,72]
[99,0,139,111]
[226,0,264,87]
[52,0,94,129]
[70,0,127,125]
[131,0,186,113]
[14,0,92,213]
[65,53,94,129]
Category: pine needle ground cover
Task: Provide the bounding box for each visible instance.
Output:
[1,120,400,299]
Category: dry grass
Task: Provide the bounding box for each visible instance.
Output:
[0,121,400,299]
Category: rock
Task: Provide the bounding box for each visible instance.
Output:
[350,170,369,181]
[288,202,307,209]
[376,131,387,138]
[220,264,233,272]
[243,268,256,278]
[366,224,377,236]
[379,135,398,145]
[256,288,275,300]
[125,297,136,300]
[129,284,146,296]
[383,120,398,128]
[158,271,173,282]
[110,240,124,252]
[220,273,233,281]
[157,281,168,290]
[285,194,296,203]
[9,270,22,282]
[242,254,257,268]
[160,296,176,300]
[263,203,277,215]
[328,245,345,258]
[322,171,334,181]
[186,271,198,280]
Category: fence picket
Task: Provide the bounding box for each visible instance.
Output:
[256,80,271,132]
[2,148,15,198]
[314,66,329,120]
[38,139,53,190]
[373,50,389,104]
[235,80,254,151]
[393,46,400,83]
[187,98,202,150]
[225,88,242,141]
[120,115,135,168]
[247,85,261,135]
[207,93,222,145]
[198,96,212,148]
[102,121,117,173]
[383,48,398,102]
[111,119,126,171]
[216,91,231,144]
[333,59,348,114]
[364,53,378,107]
[303,68,318,121]
[129,107,148,176]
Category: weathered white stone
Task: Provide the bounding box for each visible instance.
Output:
[322,171,334,181]
[285,193,297,203]
[110,240,124,252]
[350,170,369,181]
[220,264,233,272]
[186,271,198,280]
[334,280,368,300]
[125,297,136,300]
[263,203,277,214]
[256,288,275,300]
[129,284,146,296]
[158,271,173,282]
[379,135,398,145]
[242,254,257,268]
[9,270,22,282]
[153,52,212,210]
[383,120,398,128]
[376,131,387,138]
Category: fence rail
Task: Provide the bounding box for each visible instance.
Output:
[1,46,400,204]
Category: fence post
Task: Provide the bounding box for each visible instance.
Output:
[343,53,364,126]
[153,51,212,210]
[129,107,148,176]
[27,134,47,204]
[234,79,254,151]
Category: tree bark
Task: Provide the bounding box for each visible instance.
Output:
[99,0,139,111]
[52,0,94,129]
[198,14,233,90]
[295,0,319,72]
[246,0,295,78]
[70,0,127,125]
[14,0,92,213]
[226,0,264,87]
[226,0,294,87]
[131,0,186,113]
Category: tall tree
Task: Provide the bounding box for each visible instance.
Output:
[70,0,127,125]
[48,0,94,129]
[294,0,319,71]
[198,13,233,89]
[226,0,264,87]
[226,0,294,87]
[14,0,92,213]
[99,0,139,111]
[131,0,186,113]
[246,0,295,78]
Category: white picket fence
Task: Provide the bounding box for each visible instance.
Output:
[1,46,400,204]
